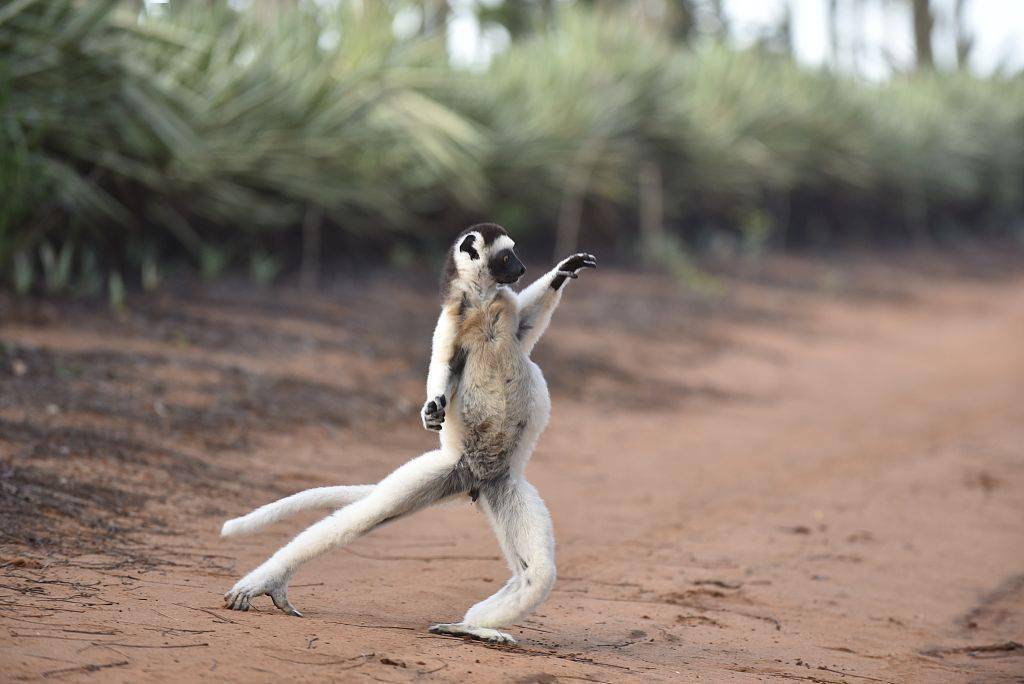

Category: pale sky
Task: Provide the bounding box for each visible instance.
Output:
[446,0,1024,78]
[725,0,1024,78]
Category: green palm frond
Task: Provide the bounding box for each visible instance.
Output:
[2,1,1023,294]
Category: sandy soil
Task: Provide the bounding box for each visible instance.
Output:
[1,249,1023,683]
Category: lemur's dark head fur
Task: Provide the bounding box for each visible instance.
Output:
[441,223,525,297]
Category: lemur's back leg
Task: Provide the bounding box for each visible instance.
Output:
[430,477,555,644]
[221,485,376,538]
[224,449,469,615]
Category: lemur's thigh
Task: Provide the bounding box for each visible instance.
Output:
[277,449,469,563]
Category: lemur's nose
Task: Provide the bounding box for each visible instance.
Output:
[517,265,527,277]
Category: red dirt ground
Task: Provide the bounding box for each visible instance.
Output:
[1,249,1022,682]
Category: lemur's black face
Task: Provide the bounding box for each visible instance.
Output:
[489,247,526,284]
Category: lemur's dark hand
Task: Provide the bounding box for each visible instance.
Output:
[552,253,597,289]
[421,394,446,431]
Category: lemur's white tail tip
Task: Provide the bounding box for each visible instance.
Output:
[220,518,246,537]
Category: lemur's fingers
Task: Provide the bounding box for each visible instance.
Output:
[270,587,303,617]
[421,395,446,431]
[557,252,598,274]
[423,395,446,415]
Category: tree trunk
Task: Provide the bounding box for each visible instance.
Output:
[912,0,934,70]
[422,0,449,38]
[553,142,601,261]
[954,0,973,69]
[553,171,587,262]
[828,0,840,69]
[638,161,664,267]
[300,207,322,292]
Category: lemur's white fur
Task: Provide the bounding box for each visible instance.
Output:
[221,225,596,644]
[220,485,374,537]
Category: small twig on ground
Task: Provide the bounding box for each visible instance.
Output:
[90,642,209,649]
[10,633,106,643]
[174,603,237,624]
[426,634,639,674]
[327,621,418,632]
[559,675,612,684]
[733,611,782,631]
[341,548,499,562]
[921,641,1022,658]
[40,660,130,679]
[559,576,643,590]
[815,666,894,683]
[141,626,216,637]
[418,661,448,675]
[264,652,374,669]
[692,579,743,589]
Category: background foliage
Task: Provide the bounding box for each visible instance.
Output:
[2,1,1023,295]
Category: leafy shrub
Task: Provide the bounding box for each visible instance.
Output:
[2,1,1022,294]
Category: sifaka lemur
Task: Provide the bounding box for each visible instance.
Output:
[220,223,597,644]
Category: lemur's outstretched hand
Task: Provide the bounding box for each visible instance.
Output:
[421,394,446,431]
[552,253,598,289]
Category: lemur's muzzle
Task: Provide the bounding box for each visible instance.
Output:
[493,250,526,284]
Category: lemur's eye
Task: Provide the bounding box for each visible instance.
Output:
[503,254,509,264]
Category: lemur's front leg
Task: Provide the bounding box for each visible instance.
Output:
[515,252,597,355]
[421,303,462,431]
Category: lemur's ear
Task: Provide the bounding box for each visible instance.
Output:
[459,234,479,260]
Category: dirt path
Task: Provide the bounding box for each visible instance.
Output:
[2,253,1023,682]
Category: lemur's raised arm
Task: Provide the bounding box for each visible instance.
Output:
[515,253,597,355]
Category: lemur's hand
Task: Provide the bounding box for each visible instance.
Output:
[421,394,446,431]
[553,253,597,289]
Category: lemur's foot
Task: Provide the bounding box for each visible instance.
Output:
[429,622,517,645]
[421,394,446,431]
[224,567,302,616]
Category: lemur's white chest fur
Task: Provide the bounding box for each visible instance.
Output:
[443,288,546,483]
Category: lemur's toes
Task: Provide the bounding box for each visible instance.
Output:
[429,623,517,645]
[270,588,303,617]
[224,589,251,611]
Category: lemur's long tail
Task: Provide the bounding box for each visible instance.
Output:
[220,485,375,537]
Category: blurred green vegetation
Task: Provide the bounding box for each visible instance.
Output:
[2,1,1023,294]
